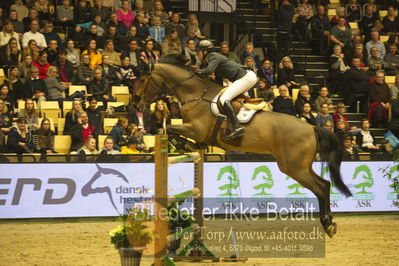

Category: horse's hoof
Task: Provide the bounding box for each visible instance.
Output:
[326,222,337,238]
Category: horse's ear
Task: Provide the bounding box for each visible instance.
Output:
[95,164,102,171]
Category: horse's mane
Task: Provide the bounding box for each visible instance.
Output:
[158,54,191,69]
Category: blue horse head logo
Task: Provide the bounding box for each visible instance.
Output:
[81,164,129,213]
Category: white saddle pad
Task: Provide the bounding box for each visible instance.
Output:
[210,94,258,124]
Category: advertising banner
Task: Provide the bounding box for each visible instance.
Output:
[0,162,398,218]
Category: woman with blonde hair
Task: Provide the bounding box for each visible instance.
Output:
[64,98,83,134]
[0,20,20,49]
[277,56,298,90]
[22,39,39,61]
[102,39,121,67]
[151,99,170,134]
[149,0,170,27]
[186,14,205,38]
[18,54,33,81]
[77,136,98,155]
[45,66,67,101]
[0,37,21,67]
[18,98,39,131]
[0,98,13,148]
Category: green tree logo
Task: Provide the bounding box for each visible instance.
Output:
[387,165,399,200]
[286,176,307,197]
[251,166,274,196]
[217,166,240,196]
[352,165,375,200]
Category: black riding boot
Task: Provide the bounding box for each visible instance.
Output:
[223,100,245,141]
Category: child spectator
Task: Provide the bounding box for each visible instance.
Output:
[299,103,317,126]
[32,118,55,154]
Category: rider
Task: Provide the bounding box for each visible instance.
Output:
[194,40,257,141]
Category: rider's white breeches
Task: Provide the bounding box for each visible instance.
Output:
[219,70,257,104]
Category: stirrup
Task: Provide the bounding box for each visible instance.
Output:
[224,127,245,141]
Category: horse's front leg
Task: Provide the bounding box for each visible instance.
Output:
[167,123,198,140]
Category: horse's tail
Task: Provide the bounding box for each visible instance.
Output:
[315,127,352,197]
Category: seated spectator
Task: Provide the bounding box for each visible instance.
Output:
[88,67,112,103]
[43,22,63,49]
[295,84,314,114]
[86,97,102,136]
[22,19,47,49]
[5,117,34,154]
[348,43,368,69]
[343,135,360,160]
[22,9,40,33]
[76,54,93,85]
[161,29,182,56]
[99,136,120,155]
[149,0,170,27]
[257,78,274,103]
[244,56,257,73]
[329,16,352,55]
[346,0,362,22]
[331,7,349,27]
[140,39,158,70]
[368,70,391,128]
[91,0,111,23]
[70,111,96,152]
[219,41,240,64]
[314,87,333,112]
[0,37,21,68]
[120,136,140,154]
[0,84,14,112]
[184,38,200,69]
[108,117,129,150]
[316,103,334,128]
[149,16,165,45]
[366,31,386,58]
[107,12,127,36]
[384,44,399,75]
[117,56,139,92]
[273,84,295,115]
[32,118,55,154]
[257,59,275,88]
[25,66,46,108]
[0,20,21,49]
[65,40,79,67]
[132,0,149,22]
[127,124,147,151]
[329,45,349,96]
[240,42,261,68]
[9,10,24,35]
[43,40,59,64]
[102,40,121,67]
[34,0,51,21]
[323,120,334,132]
[6,66,27,105]
[185,14,205,39]
[99,55,118,85]
[151,99,170,134]
[116,0,134,29]
[277,56,298,90]
[362,0,377,17]
[367,46,387,73]
[53,49,75,87]
[76,24,102,51]
[22,39,39,61]
[102,25,123,52]
[122,38,142,69]
[390,73,399,99]
[299,103,317,126]
[64,99,83,134]
[360,5,379,42]
[310,5,330,54]
[75,0,92,25]
[382,6,399,35]
[33,50,51,80]
[11,0,28,22]
[356,118,381,152]
[81,39,102,69]
[45,66,67,101]
[18,98,39,131]
[182,26,202,49]
[0,99,13,149]
[166,13,185,40]
[77,136,98,156]
[332,102,349,128]
[56,0,74,27]
[19,54,33,82]
[294,0,313,41]
[127,100,153,134]
[335,118,350,143]
[133,11,150,42]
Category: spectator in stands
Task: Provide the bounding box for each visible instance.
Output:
[82,39,102,69]
[117,56,139,91]
[109,117,128,150]
[88,67,112,103]
[384,44,399,75]
[186,14,205,39]
[127,100,153,134]
[44,40,59,65]
[331,7,349,27]
[33,50,50,80]
[5,117,34,154]
[295,0,313,41]
[316,103,334,128]
[64,99,83,135]
[390,73,399,99]
[356,118,381,152]
[19,54,33,82]
[388,98,399,138]
[77,54,93,85]
[344,57,370,112]
[103,26,123,52]
[343,135,360,160]
[151,99,170,134]
[382,6,399,35]
[122,38,141,68]
[277,56,298,91]
[314,87,333,112]
[99,136,120,155]
[368,70,391,128]
[9,10,24,34]
[120,135,140,154]
[348,43,368,69]
[335,118,349,143]
[86,97,102,136]
[127,123,147,151]
[0,20,20,49]
[10,0,28,22]
[34,0,50,21]
[22,8,39,33]
[257,59,275,88]
[132,0,148,21]
[360,5,379,42]
[25,66,46,108]
[0,84,14,112]
[53,49,75,87]
[150,16,165,45]
[219,41,240,64]
[107,12,127,36]
[99,55,118,86]
[22,39,39,61]
[332,102,349,128]
[149,0,170,27]
[140,39,158,70]
[257,78,274,103]
[273,84,295,115]
[330,16,352,55]
[368,46,387,73]
[310,5,330,54]
[22,19,46,48]
[346,0,362,22]
[161,29,181,56]
[78,24,102,50]
[299,103,317,125]
[276,0,295,58]
[133,11,150,42]
[18,98,38,131]
[329,45,349,96]
[0,99,12,148]
[46,66,67,101]
[6,66,26,104]
[244,56,257,73]
[166,13,185,40]
[56,0,74,29]
[91,0,111,23]
[366,31,386,58]
[185,38,200,69]
[295,84,314,114]
[75,0,92,25]
[240,42,261,68]
[43,22,63,49]
[102,40,121,67]
[117,0,134,30]
[70,111,96,152]
[66,40,80,68]
[182,26,202,49]
[77,136,98,155]
[362,0,377,17]
[0,37,21,68]
[32,118,55,154]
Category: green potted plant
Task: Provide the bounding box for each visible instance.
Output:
[110,208,153,266]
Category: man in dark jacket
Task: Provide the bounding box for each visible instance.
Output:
[52,49,75,86]
[70,111,96,152]
[368,70,391,127]
[86,97,103,136]
[344,57,370,112]
[360,5,379,43]
[310,5,330,54]
[277,0,295,59]
[88,68,113,103]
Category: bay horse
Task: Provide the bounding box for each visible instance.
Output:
[137,55,352,238]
